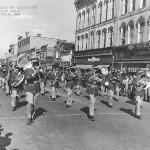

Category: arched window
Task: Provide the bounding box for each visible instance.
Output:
[78,12,81,30]
[105,0,109,21]
[85,34,89,50]
[86,8,90,27]
[98,1,102,23]
[108,26,113,46]
[81,35,84,50]
[136,16,145,43]
[90,31,95,49]
[127,20,134,44]
[120,22,127,45]
[97,30,101,48]
[122,0,128,14]
[77,36,80,51]
[102,28,107,48]
[92,4,96,26]
[82,10,85,29]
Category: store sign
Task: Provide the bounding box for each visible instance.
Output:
[88,57,100,62]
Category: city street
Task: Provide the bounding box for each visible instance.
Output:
[0,84,150,150]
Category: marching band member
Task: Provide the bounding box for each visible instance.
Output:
[10,65,24,111]
[17,54,41,125]
[5,65,11,95]
[87,68,101,121]
[24,64,41,125]
[50,68,59,101]
[133,70,146,119]
[75,68,83,96]
[1,65,7,90]
[65,67,75,108]
[39,67,46,95]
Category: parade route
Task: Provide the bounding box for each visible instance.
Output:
[0,87,150,150]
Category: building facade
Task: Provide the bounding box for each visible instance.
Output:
[74,0,150,70]
[54,41,75,67]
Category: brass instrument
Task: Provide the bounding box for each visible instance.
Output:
[11,72,25,87]
[136,77,150,90]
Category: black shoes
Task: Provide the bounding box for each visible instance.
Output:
[52,98,56,101]
[109,105,113,108]
[12,107,16,111]
[136,115,141,120]
[66,104,71,108]
[90,116,95,121]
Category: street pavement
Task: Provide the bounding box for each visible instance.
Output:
[0,84,150,150]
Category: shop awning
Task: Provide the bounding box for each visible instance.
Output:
[73,65,93,69]
[94,65,109,69]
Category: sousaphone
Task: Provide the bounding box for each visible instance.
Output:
[17,53,35,80]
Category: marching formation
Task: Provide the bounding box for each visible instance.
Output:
[0,54,150,125]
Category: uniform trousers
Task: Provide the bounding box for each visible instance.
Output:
[11,89,18,108]
[108,89,114,106]
[89,94,96,116]
[51,86,57,99]
[135,95,143,116]
[5,81,10,94]
[40,82,45,94]
[115,86,120,100]
[26,92,39,119]
[66,88,73,106]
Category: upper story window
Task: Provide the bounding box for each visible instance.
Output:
[122,0,128,14]
[130,0,135,12]
[92,4,96,26]
[120,22,127,45]
[77,36,80,51]
[98,1,103,23]
[78,12,81,30]
[97,30,101,48]
[127,20,134,44]
[86,8,90,27]
[108,26,113,47]
[90,31,95,49]
[136,16,145,43]
[102,28,107,48]
[140,0,146,8]
[82,10,85,29]
[85,34,89,50]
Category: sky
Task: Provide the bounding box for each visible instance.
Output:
[0,0,76,59]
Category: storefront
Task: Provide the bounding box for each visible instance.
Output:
[74,48,113,69]
[113,43,150,72]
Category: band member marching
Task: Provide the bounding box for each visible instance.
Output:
[64,67,76,108]
[49,68,59,101]
[39,66,46,95]
[87,68,101,121]
[10,65,24,111]
[101,67,115,108]
[75,68,83,96]
[133,66,150,119]
[18,54,41,125]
